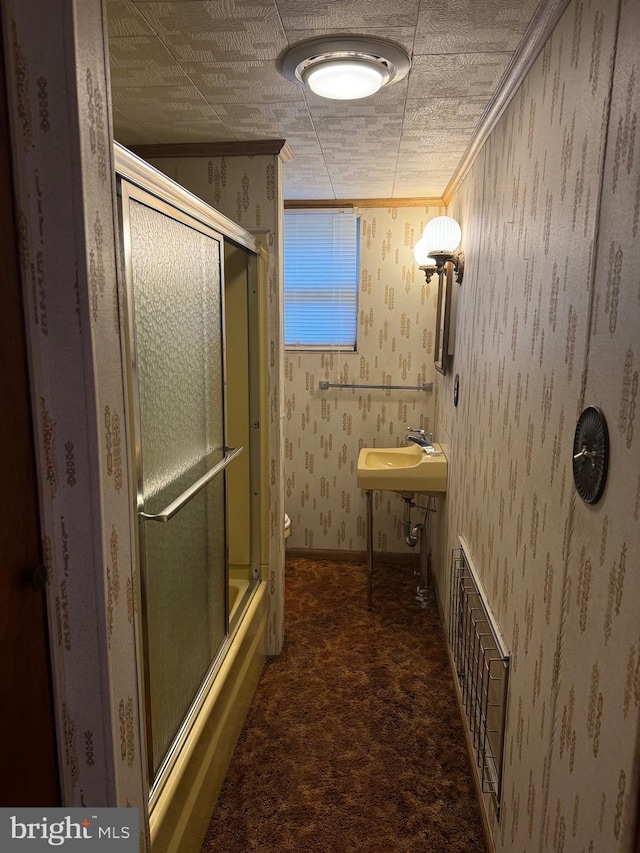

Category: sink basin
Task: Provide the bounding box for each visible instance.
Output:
[357,443,447,496]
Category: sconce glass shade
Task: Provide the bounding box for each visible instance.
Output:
[413,238,436,266]
[305,60,386,100]
[422,216,462,254]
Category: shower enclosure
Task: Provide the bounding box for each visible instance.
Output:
[114,145,265,812]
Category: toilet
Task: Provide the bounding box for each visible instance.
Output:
[284,513,291,541]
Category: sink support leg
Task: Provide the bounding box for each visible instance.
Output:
[366,489,374,610]
[415,497,434,605]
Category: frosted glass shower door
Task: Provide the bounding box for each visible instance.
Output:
[124,191,234,778]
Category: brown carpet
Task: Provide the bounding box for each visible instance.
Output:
[201,557,487,852]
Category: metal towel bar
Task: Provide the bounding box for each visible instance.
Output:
[139,446,243,523]
[318,381,433,392]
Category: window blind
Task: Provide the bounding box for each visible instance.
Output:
[284,210,359,348]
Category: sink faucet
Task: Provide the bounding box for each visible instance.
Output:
[406,427,433,448]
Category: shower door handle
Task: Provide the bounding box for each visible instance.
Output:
[139,446,243,523]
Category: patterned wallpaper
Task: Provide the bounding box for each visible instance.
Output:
[146,152,287,655]
[283,205,446,554]
[5,2,638,850]
[434,0,640,850]
[3,0,148,836]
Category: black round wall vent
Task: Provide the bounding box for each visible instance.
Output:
[572,406,609,504]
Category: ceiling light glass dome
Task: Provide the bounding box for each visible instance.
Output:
[305,60,387,100]
[282,37,410,101]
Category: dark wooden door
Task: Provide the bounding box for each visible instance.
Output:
[0,20,60,806]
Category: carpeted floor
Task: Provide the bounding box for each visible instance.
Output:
[201,557,487,852]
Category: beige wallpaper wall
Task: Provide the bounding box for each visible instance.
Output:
[435,0,640,850]
[146,153,287,654]
[2,0,148,836]
[283,205,446,554]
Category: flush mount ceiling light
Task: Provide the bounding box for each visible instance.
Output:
[282,37,411,100]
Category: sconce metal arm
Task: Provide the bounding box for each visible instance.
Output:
[420,250,464,285]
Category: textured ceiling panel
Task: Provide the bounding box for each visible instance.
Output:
[407,53,514,99]
[275,0,422,30]
[111,106,157,144]
[111,84,221,121]
[185,62,303,104]
[397,131,471,155]
[109,36,194,87]
[107,0,561,200]
[402,98,488,132]
[140,1,288,61]
[134,118,238,144]
[285,27,416,55]
[393,171,455,196]
[213,102,315,139]
[107,0,155,37]
[414,0,541,54]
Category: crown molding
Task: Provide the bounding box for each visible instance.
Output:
[284,197,444,209]
[443,0,572,205]
[129,139,294,162]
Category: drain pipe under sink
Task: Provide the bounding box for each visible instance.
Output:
[402,496,433,606]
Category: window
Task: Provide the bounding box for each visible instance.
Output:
[283,209,359,348]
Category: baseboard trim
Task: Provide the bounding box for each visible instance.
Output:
[285,547,418,566]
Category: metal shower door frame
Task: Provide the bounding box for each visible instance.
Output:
[114,143,262,801]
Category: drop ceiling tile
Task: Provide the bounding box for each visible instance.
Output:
[284,156,331,180]
[314,113,404,145]
[393,170,452,193]
[213,101,315,139]
[407,52,513,99]
[394,151,463,173]
[330,159,396,176]
[333,179,396,197]
[184,61,303,104]
[284,158,334,199]
[282,26,416,55]
[414,0,539,54]
[284,181,336,200]
[395,179,449,197]
[398,131,471,155]
[282,133,324,158]
[138,1,288,62]
[320,146,399,167]
[106,0,155,37]
[328,164,397,196]
[111,84,225,122]
[108,36,193,87]
[111,107,158,145]
[276,0,420,30]
[133,118,238,144]
[403,98,487,134]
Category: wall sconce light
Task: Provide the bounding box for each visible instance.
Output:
[417,216,464,285]
[416,216,464,376]
[282,37,411,101]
